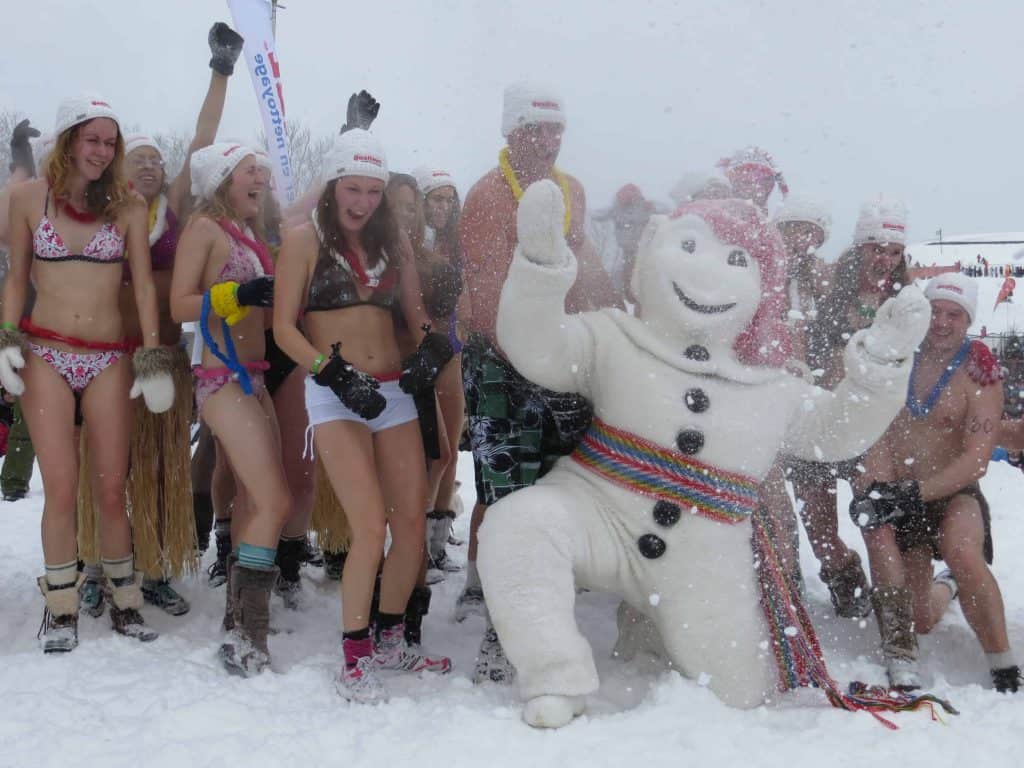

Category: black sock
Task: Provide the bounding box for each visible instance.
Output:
[376,612,404,631]
[343,627,371,642]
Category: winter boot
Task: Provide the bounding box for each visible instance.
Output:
[193,492,214,554]
[300,537,324,568]
[323,549,347,581]
[991,665,1022,693]
[37,576,82,653]
[142,577,190,616]
[871,585,920,690]
[820,551,872,619]
[933,567,959,600]
[107,570,159,642]
[207,519,231,587]
[472,624,516,685]
[274,537,305,610]
[222,551,239,631]
[78,564,106,618]
[425,510,461,584]
[404,586,432,647]
[219,563,278,677]
[337,656,388,704]
[455,584,485,622]
[373,620,451,674]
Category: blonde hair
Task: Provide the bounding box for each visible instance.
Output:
[45,122,132,221]
[191,174,267,243]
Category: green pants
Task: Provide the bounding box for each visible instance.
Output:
[1,401,35,495]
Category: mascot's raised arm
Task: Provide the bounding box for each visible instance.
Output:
[479,180,931,728]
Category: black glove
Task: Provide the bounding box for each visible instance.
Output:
[314,343,386,420]
[209,22,245,76]
[236,276,274,308]
[340,90,380,134]
[399,328,454,394]
[9,119,40,176]
[848,480,923,530]
[424,262,462,319]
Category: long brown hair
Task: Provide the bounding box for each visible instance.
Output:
[45,121,132,220]
[315,178,398,268]
[385,173,426,259]
[807,244,909,371]
[427,187,462,270]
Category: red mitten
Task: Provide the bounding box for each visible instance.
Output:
[965,340,1004,386]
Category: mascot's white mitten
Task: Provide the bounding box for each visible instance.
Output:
[129,347,176,414]
[858,285,930,363]
[0,327,28,397]
[517,180,574,268]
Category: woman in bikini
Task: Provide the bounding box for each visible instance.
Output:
[0,96,175,653]
[170,142,289,677]
[274,129,453,702]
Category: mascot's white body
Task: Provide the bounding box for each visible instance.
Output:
[477,181,930,728]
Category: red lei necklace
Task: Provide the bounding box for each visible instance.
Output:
[57,198,98,223]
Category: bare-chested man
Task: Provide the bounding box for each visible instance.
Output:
[851,272,1020,693]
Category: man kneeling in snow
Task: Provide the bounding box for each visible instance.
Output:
[851,273,1021,693]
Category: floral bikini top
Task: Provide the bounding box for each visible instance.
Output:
[33,194,124,264]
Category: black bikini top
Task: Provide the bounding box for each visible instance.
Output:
[306,218,397,313]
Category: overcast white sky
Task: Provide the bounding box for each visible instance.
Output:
[1,0,1020,259]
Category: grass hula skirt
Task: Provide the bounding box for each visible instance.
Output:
[310,453,351,553]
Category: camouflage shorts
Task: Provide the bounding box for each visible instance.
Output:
[462,336,592,506]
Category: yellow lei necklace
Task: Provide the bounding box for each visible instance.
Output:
[499,147,572,235]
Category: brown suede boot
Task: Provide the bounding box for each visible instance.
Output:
[820,551,872,619]
[219,563,277,677]
[108,571,159,643]
[37,576,82,654]
[871,585,920,690]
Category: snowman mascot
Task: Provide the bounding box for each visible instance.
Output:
[477,181,930,728]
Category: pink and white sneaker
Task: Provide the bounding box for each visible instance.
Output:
[373,623,452,674]
[336,656,388,704]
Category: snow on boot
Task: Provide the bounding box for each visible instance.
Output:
[523,694,585,729]
[820,552,872,619]
[300,537,324,568]
[472,624,516,685]
[109,572,159,642]
[933,567,959,600]
[872,585,920,690]
[336,656,388,704]
[404,586,431,647]
[274,537,306,611]
[373,622,451,674]
[991,665,1022,693]
[37,576,81,654]
[79,572,106,618]
[142,578,190,616]
[207,521,231,587]
[323,549,347,581]
[425,510,461,584]
[219,563,277,677]
[454,585,485,622]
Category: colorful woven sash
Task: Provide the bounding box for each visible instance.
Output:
[571,418,760,524]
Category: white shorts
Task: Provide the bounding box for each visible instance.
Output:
[304,376,418,434]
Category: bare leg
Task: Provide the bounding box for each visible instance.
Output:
[903,545,951,634]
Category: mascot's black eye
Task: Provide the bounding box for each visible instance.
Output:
[727,250,748,267]
[681,239,696,253]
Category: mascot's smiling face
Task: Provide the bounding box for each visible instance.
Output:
[630,198,791,367]
[633,213,762,343]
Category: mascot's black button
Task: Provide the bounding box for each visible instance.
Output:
[638,533,667,559]
[676,429,704,455]
[684,345,710,361]
[684,388,709,413]
[653,500,681,527]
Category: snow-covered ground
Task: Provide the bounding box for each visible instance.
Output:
[1,453,1022,768]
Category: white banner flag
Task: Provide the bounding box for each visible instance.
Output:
[227,0,296,204]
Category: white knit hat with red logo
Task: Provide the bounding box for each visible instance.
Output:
[925,271,977,321]
[853,196,907,246]
[322,129,388,183]
[54,95,120,138]
[190,142,268,200]
[124,134,161,157]
[502,83,566,137]
[412,166,456,196]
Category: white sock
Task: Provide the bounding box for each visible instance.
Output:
[987,650,1016,670]
[465,561,481,590]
